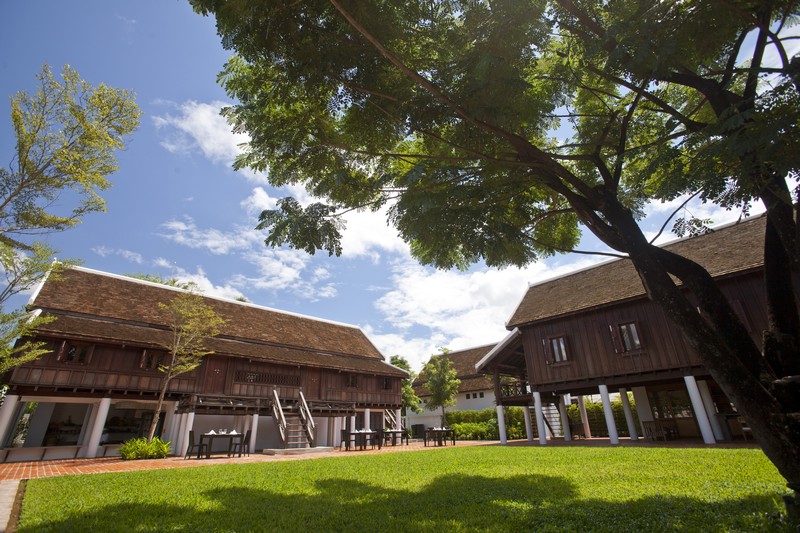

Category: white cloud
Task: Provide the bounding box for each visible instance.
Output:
[91,246,143,264]
[152,101,269,185]
[158,216,259,255]
[153,264,247,301]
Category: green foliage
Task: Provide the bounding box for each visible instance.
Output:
[0,64,139,377]
[18,447,792,531]
[446,407,527,440]
[567,397,640,438]
[390,355,422,415]
[125,273,200,291]
[118,437,171,460]
[421,354,460,423]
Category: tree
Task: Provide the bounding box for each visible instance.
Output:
[190,0,800,515]
[390,355,422,416]
[126,273,199,291]
[421,352,461,426]
[1,64,140,376]
[146,291,226,441]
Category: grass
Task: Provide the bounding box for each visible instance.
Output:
[17,446,792,532]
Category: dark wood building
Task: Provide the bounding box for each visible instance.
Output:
[477,216,771,444]
[0,267,406,461]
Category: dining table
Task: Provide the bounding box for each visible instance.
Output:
[199,431,244,459]
[383,429,409,446]
[348,430,379,450]
[424,428,456,447]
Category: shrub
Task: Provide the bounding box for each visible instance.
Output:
[119,437,171,460]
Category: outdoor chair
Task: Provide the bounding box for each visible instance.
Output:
[185,430,208,459]
[231,429,251,456]
[340,429,352,451]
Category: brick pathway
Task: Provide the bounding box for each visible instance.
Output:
[0,440,490,481]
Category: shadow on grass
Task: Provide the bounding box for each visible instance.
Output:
[18,472,786,532]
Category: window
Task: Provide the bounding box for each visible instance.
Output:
[479,392,484,398]
[56,342,93,365]
[139,350,165,371]
[609,321,643,353]
[466,393,471,399]
[347,374,359,388]
[382,377,392,390]
[542,335,569,363]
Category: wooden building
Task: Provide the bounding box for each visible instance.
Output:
[0,267,406,462]
[407,345,496,430]
[477,216,771,444]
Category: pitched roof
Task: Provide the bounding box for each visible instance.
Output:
[414,344,495,395]
[30,267,407,377]
[507,216,766,327]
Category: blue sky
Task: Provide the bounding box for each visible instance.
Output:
[0,2,776,371]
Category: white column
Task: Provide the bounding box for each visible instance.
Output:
[349,414,356,448]
[250,413,259,452]
[684,375,716,444]
[533,392,547,445]
[395,409,402,431]
[0,395,19,447]
[559,395,571,441]
[85,398,111,458]
[598,385,619,444]
[162,403,177,443]
[619,388,638,440]
[180,412,196,457]
[363,408,371,430]
[631,386,654,437]
[174,413,187,455]
[496,405,507,444]
[523,406,533,442]
[697,380,725,441]
[577,395,592,438]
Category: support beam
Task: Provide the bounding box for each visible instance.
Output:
[179,412,195,457]
[395,408,402,431]
[598,385,619,444]
[250,413,259,452]
[559,395,572,441]
[533,392,547,445]
[496,405,507,445]
[84,398,111,458]
[523,406,533,442]
[619,388,638,441]
[0,395,19,448]
[577,395,592,438]
[363,408,371,431]
[684,375,716,444]
[697,380,725,441]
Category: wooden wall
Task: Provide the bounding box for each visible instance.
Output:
[10,338,402,408]
[520,272,770,388]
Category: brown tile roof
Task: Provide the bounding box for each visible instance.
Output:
[414,344,495,395]
[507,216,766,327]
[31,267,406,377]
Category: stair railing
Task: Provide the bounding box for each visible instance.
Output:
[272,388,287,448]
[298,389,316,447]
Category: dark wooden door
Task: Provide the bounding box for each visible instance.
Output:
[203,356,227,394]
[304,367,322,400]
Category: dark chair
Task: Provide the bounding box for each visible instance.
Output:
[185,430,208,459]
[340,429,352,451]
[230,430,251,456]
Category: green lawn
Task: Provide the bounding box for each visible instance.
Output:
[18,446,791,532]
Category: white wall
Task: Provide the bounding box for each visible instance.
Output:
[406,388,497,429]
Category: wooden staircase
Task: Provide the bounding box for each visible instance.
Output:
[271,388,315,449]
[284,414,310,449]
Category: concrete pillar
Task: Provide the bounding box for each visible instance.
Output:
[85,398,111,458]
[250,413,259,452]
[162,403,177,444]
[619,388,638,440]
[363,408,371,430]
[631,386,653,438]
[533,392,547,445]
[697,380,725,441]
[559,395,571,441]
[0,395,19,447]
[684,376,716,444]
[395,409,402,430]
[174,413,187,456]
[523,406,533,442]
[577,395,592,438]
[598,385,619,444]
[496,405,507,444]
[180,412,196,457]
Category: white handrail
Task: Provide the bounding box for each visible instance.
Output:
[298,390,315,445]
[272,388,287,446]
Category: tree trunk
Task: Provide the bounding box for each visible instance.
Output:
[147,376,172,442]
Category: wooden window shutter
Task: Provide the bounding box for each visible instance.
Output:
[56,341,66,362]
[541,338,553,364]
[608,325,624,354]
[140,349,148,369]
[82,345,95,365]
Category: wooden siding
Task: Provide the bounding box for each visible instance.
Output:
[521,272,770,389]
[10,337,402,407]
